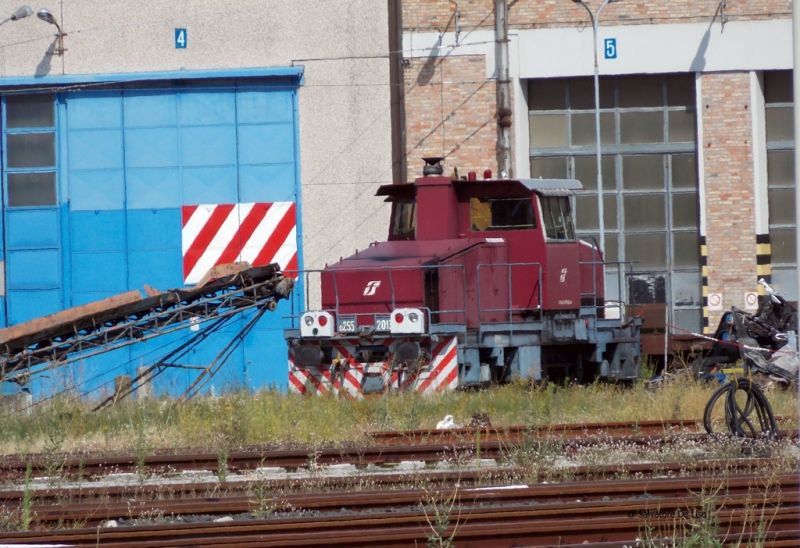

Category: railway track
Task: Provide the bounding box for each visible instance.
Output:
[2,482,796,547]
[5,472,795,528]
[1,423,795,482]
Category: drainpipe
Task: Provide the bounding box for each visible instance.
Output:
[495,0,512,178]
[389,0,407,184]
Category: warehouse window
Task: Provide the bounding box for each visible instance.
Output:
[528,74,700,331]
[765,71,795,267]
[4,93,57,207]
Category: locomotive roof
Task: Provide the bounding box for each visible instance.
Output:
[326,238,500,269]
[376,177,583,199]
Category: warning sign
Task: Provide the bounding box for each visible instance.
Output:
[744,291,758,310]
[708,292,723,311]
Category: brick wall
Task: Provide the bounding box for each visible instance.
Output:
[701,72,757,327]
[404,54,499,178]
[403,1,790,32]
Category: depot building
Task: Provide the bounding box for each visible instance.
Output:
[400,0,794,337]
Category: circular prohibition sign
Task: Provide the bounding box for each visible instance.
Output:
[708,293,722,308]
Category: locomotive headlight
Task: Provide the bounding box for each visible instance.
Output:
[300,311,335,338]
[390,308,425,335]
[303,315,314,326]
[408,312,419,323]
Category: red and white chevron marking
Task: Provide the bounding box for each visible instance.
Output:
[182,202,297,284]
[288,336,459,397]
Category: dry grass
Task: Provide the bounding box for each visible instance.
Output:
[1,374,797,456]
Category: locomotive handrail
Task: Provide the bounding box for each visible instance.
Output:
[476,262,543,335]
[285,264,469,330]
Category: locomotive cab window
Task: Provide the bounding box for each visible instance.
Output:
[470,197,536,231]
[392,199,416,237]
[540,196,575,241]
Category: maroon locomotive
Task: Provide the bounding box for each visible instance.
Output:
[286,159,640,396]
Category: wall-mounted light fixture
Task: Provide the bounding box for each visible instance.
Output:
[0,5,33,27]
[37,8,65,55]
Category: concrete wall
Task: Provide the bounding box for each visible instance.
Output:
[0,0,393,273]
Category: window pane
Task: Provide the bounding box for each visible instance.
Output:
[7,132,55,168]
[575,194,617,230]
[624,194,666,230]
[528,78,567,110]
[8,172,56,207]
[618,75,663,108]
[529,114,567,147]
[668,110,695,142]
[569,77,614,109]
[574,155,616,191]
[666,74,695,107]
[571,112,615,146]
[673,232,700,268]
[471,197,536,231]
[671,154,697,189]
[770,228,796,264]
[622,155,664,190]
[766,107,794,142]
[620,111,664,144]
[764,70,793,105]
[769,188,795,225]
[672,192,699,229]
[530,157,567,179]
[580,232,618,262]
[626,232,667,269]
[6,94,55,128]
[767,150,794,187]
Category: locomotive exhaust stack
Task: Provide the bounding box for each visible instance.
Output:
[285,170,641,397]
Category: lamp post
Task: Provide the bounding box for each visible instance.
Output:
[0,6,33,27]
[571,0,621,256]
[37,8,64,54]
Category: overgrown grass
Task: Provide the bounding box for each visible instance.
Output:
[1,375,797,456]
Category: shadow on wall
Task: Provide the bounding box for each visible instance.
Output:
[416,37,441,87]
[34,38,57,77]
[689,2,726,72]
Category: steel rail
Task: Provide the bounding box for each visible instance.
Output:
[12,472,798,527]
[3,492,797,546]
[2,429,796,480]
[2,455,792,508]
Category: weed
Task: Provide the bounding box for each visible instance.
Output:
[419,486,464,548]
[21,463,34,531]
[216,446,229,483]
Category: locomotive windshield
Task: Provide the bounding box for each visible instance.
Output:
[392,199,416,237]
[470,197,536,231]
[540,196,575,241]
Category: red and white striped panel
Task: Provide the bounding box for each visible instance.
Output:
[182,202,297,284]
[288,336,459,397]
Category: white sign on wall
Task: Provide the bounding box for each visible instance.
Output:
[708,292,723,311]
[744,292,759,310]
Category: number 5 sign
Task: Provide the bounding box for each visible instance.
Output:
[604,38,617,59]
[175,28,187,49]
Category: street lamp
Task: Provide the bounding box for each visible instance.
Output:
[571,0,621,257]
[0,5,33,27]
[36,8,64,55]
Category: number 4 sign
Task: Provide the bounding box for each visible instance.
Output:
[604,38,617,59]
[175,28,187,49]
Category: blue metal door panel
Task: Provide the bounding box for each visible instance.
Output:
[127,209,181,252]
[124,90,178,128]
[125,128,179,168]
[181,167,239,205]
[67,129,124,172]
[7,289,62,324]
[66,91,122,129]
[126,169,181,209]
[5,209,59,248]
[239,165,296,203]
[128,250,182,290]
[180,126,238,167]
[71,211,126,253]
[238,125,295,165]
[178,89,236,126]
[236,87,294,124]
[7,249,61,287]
[69,171,125,211]
[72,252,127,294]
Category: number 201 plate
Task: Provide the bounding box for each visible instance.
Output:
[374,316,390,332]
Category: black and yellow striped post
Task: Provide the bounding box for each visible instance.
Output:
[756,233,771,293]
[701,235,709,334]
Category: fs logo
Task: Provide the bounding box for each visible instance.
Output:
[559,268,568,283]
[363,280,381,296]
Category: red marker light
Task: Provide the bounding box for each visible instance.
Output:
[394,312,404,323]
[468,171,477,181]
[318,315,328,327]
[483,169,492,179]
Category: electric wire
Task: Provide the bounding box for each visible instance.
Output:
[703,377,779,439]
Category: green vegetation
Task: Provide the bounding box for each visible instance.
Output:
[1,375,797,456]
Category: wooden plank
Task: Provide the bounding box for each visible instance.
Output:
[0,291,143,346]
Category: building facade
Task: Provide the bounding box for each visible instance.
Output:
[400,0,794,337]
[0,0,393,397]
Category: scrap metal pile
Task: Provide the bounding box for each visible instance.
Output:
[693,279,799,385]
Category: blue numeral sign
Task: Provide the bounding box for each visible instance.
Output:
[604,38,617,59]
[175,28,187,49]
